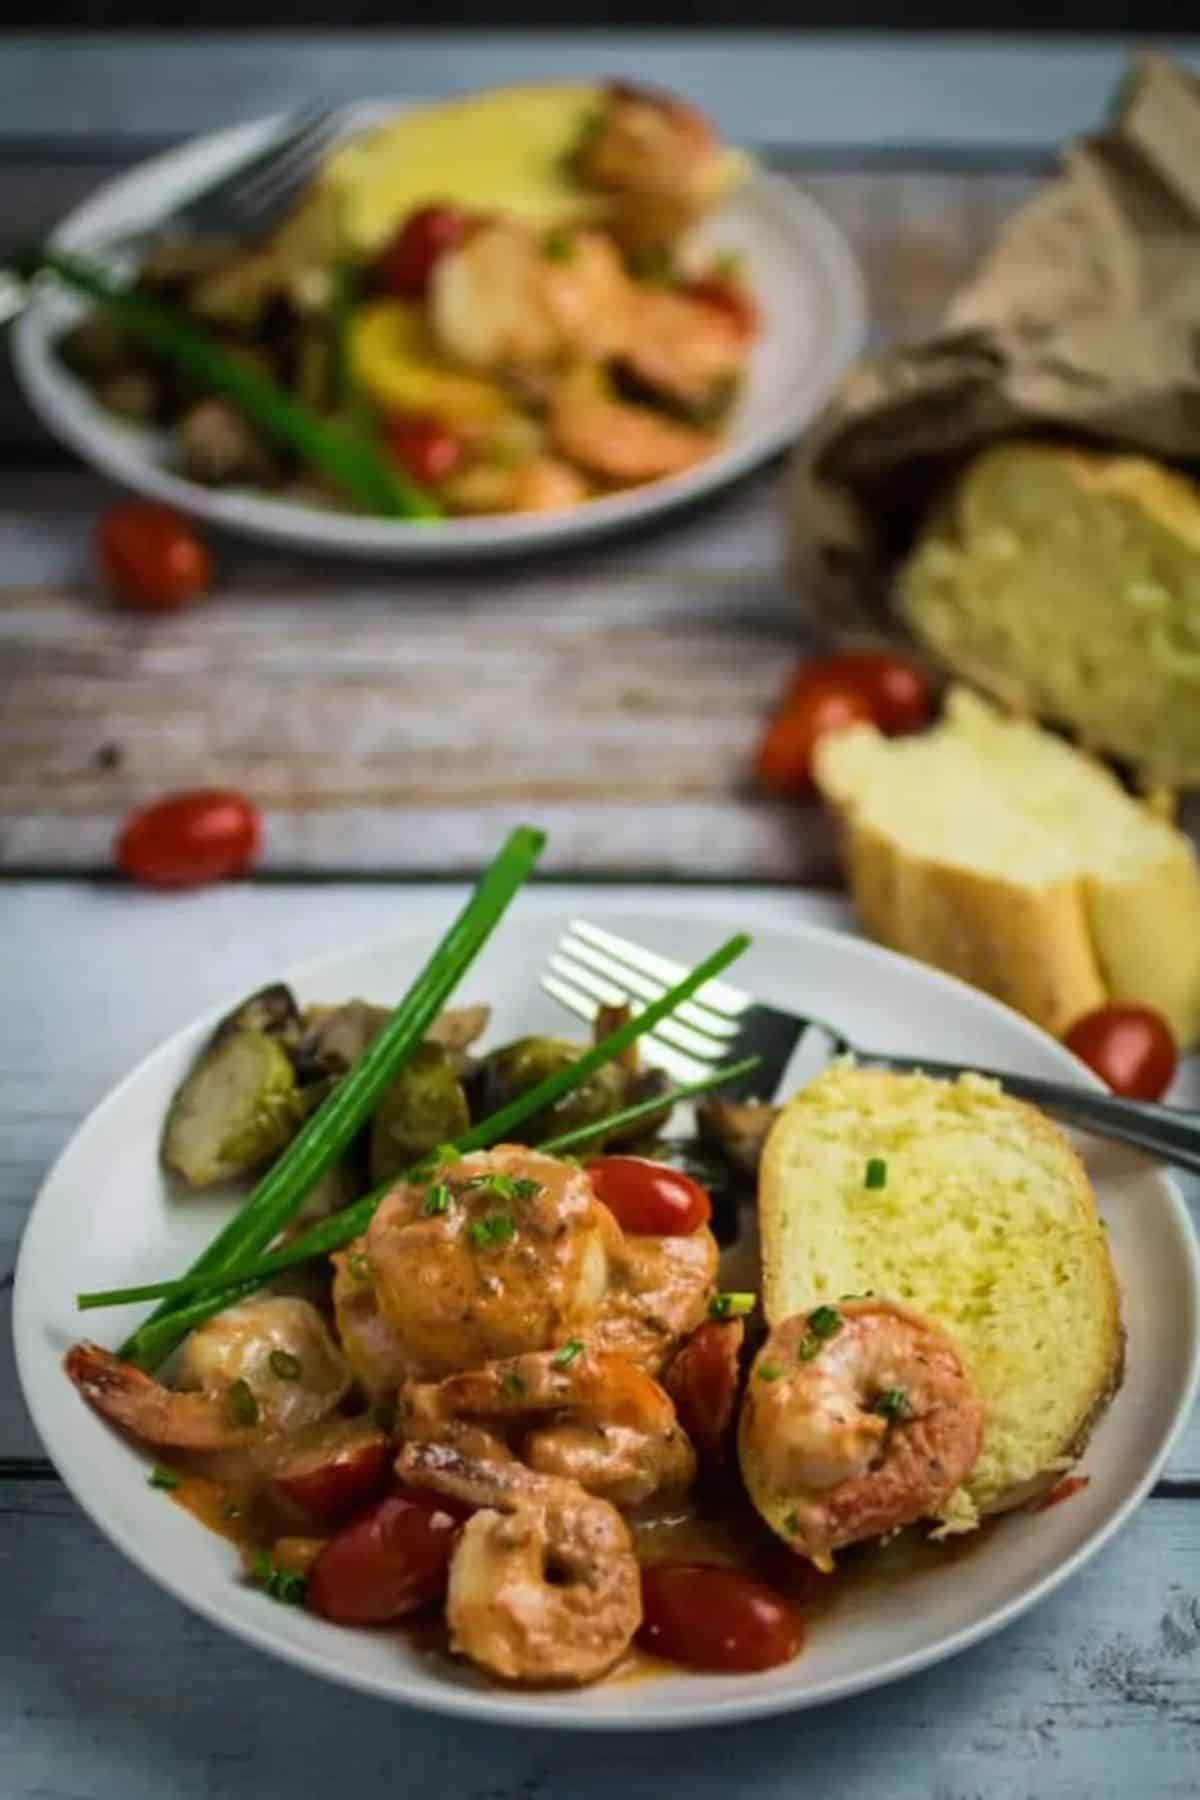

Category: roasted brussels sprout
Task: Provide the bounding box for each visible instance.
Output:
[163,1028,306,1188]
[696,1097,780,1180]
[216,982,304,1046]
[425,1004,492,1060]
[368,1042,470,1185]
[295,1001,391,1081]
[469,1035,637,1149]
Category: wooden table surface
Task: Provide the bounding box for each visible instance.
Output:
[3,32,1200,1799]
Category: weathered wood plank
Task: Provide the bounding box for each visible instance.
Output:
[2,1480,1198,1798]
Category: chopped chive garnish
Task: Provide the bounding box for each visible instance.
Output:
[757,1363,783,1383]
[269,1350,302,1381]
[797,1306,843,1362]
[783,1510,800,1535]
[347,1250,370,1281]
[512,1177,543,1200]
[501,1369,526,1397]
[468,1212,516,1251]
[553,1339,584,1368]
[872,1387,911,1421]
[542,230,574,262]
[864,1157,888,1190]
[709,1292,756,1320]
[149,1464,180,1491]
[250,1550,307,1606]
[227,1379,259,1427]
[422,1182,452,1217]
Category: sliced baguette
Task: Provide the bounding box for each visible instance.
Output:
[814,685,1200,1044]
[758,1065,1123,1525]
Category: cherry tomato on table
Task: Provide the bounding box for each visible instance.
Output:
[384,413,464,487]
[98,503,210,611]
[306,1490,466,1626]
[585,1156,712,1236]
[787,651,933,737]
[1063,1004,1177,1101]
[116,789,260,889]
[375,204,469,299]
[754,679,873,796]
[638,1563,802,1672]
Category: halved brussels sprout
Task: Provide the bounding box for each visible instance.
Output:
[368,1043,470,1186]
[163,1029,306,1188]
[696,1096,780,1180]
[215,982,304,1047]
[468,1035,644,1149]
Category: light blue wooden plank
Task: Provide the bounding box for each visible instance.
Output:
[2,33,1199,154]
[2,1481,1198,1798]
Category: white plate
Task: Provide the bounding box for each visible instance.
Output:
[14,907,1199,1729]
[12,108,865,559]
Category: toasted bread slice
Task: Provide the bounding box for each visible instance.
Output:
[759,1065,1123,1525]
[814,686,1200,1044]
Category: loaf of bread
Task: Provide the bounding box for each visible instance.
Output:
[758,1065,1123,1526]
[899,442,1200,788]
[814,686,1200,1045]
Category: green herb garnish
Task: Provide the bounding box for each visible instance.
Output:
[864,1157,888,1190]
[227,1379,259,1427]
[422,1182,452,1217]
[783,1510,801,1535]
[501,1369,526,1398]
[148,1464,180,1491]
[269,1350,302,1381]
[250,1549,307,1607]
[709,1292,756,1320]
[553,1339,584,1368]
[347,1250,370,1281]
[757,1364,783,1383]
[469,1212,516,1251]
[872,1387,911,1422]
[797,1306,844,1361]
[542,230,574,262]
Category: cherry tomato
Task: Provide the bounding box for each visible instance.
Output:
[1063,1004,1177,1101]
[682,277,759,339]
[755,679,873,796]
[98,503,210,611]
[638,1563,803,1672]
[662,1319,744,1470]
[787,652,933,737]
[375,205,469,298]
[271,1425,391,1526]
[306,1491,465,1625]
[384,413,464,486]
[115,789,260,888]
[586,1156,711,1235]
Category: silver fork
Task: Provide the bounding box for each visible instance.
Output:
[543,920,1200,1176]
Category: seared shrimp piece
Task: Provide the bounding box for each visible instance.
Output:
[576,83,733,248]
[332,1241,413,1403]
[739,1300,984,1567]
[405,1346,695,1507]
[431,220,631,376]
[65,1296,350,1450]
[622,285,747,411]
[586,1218,719,1372]
[444,454,590,517]
[366,1146,612,1376]
[400,1437,641,1685]
[549,363,719,484]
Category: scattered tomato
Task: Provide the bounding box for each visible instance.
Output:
[384,413,464,486]
[271,1425,391,1526]
[1063,1004,1177,1101]
[682,277,759,339]
[786,652,933,737]
[662,1319,744,1469]
[98,503,210,611]
[306,1491,465,1626]
[1034,1474,1091,1513]
[638,1563,802,1672]
[115,789,260,889]
[375,205,469,299]
[586,1156,711,1236]
[754,678,873,796]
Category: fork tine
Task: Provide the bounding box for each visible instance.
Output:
[225,112,341,211]
[568,921,752,1018]
[539,972,713,1087]
[557,932,740,1041]
[547,952,728,1064]
[178,107,340,237]
[177,106,331,221]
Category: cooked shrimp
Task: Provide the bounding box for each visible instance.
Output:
[430,220,631,376]
[444,454,590,517]
[366,1146,612,1376]
[622,285,747,411]
[331,1241,413,1402]
[399,1437,641,1685]
[576,83,731,248]
[404,1346,695,1506]
[65,1296,350,1450]
[549,363,719,484]
[738,1300,984,1567]
[586,1218,719,1372]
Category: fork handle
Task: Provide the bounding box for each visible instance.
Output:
[865,1055,1200,1177]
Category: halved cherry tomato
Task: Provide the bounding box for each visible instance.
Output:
[376,205,469,299]
[271,1424,391,1526]
[115,789,260,888]
[586,1156,711,1235]
[662,1318,744,1470]
[786,652,933,737]
[638,1563,802,1672]
[384,413,464,486]
[306,1491,465,1625]
[754,679,873,796]
[682,277,759,339]
[98,503,210,611]
[1063,1004,1177,1101]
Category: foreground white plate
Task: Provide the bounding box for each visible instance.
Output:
[12,108,865,559]
[14,907,1199,1729]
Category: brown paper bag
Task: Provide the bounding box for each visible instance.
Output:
[788,52,1200,642]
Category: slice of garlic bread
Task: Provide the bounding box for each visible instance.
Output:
[759,1065,1123,1524]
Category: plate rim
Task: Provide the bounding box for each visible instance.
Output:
[12,106,866,560]
[14,906,1200,1730]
